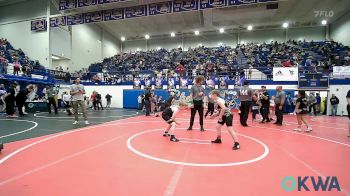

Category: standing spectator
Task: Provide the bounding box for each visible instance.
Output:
[316,93,321,114]
[274,86,286,126]
[285,92,292,114]
[4,83,17,117]
[248,65,253,79]
[16,85,34,116]
[251,91,259,121]
[137,94,143,110]
[259,86,270,123]
[13,60,21,75]
[0,84,7,112]
[70,78,89,125]
[238,81,253,127]
[144,90,152,116]
[62,92,72,109]
[96,92,103,110]
[46,85,58,114]
[323,97,327,115]
[188,75,205,131]
[329,94,339,116]
[105,94,112,108]
[308,93,317,116]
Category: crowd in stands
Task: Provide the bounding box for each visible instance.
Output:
[80,40,349,83]
[0,38,45,77]
[1,37,349,83]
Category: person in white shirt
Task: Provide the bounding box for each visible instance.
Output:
[210,90,240,150]
[62,92,72,108]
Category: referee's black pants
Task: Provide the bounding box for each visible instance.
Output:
[275,103,283,124]
[240,101,251,126]
[261,104,270,122]
[190,100,204,127]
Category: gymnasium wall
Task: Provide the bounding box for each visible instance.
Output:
[331,11,350,46]
[0,0,49,67]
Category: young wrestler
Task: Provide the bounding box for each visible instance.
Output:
[210,90,240,150]
[162,97,185,142]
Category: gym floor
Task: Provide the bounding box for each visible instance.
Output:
[0,109,349,196]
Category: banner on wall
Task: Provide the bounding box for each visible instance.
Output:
[149,1,173,15]
[222,89,240,110]
[84,11,103,23]
[103,8,124,21]
[133,78,141,89]
[200,0,226,9]
[173,0,198,12]
[273,67,298,81]
[206,76,215,89]
[144,78,152,89]
[125,5,148,18]
[98,0,125,4]
[31,20,47,32]
[77,0,97,7]
[333,66,350,79]
[59,0,76,10]
[228,0,257,6]
[50,16,67,27]
[218,76,228,89]
[168,77,175,89]
[67,14,84,25]
[179,77,188,89]
[155,78,163,89]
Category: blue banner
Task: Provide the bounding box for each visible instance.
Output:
[258,0,277,2]
[50,16,67,27]
[149,1,172,16]
[59,0,76,10]
[200,0,226,9]
[67,14,84,25]
[173,0,198,12]
[84,11,103,23]
[98,0,125,4]
[77,0,97,7]
[228,0,257,6]
[103,8,124,21]
[31,20,47,32]
[125,5,148,18]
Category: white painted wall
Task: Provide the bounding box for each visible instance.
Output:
[0,0,49,67]
[67,24,120,71]
[51,27,71,60]
[288,26,326,41]
[0,21,49,67]
[84,85,133,108]
[0,0,47,24]
[328,85,350,116]
[331,11,350,46]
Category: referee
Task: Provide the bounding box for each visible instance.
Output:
[274,86,285,126]
[238,81,254,127]
[188,75,205,131]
